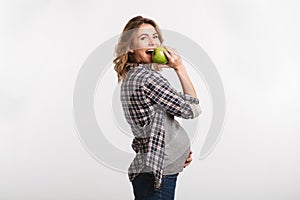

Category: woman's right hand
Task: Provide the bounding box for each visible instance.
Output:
[158,46,185,71]
[158,46,198,98]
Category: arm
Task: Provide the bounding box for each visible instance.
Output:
[175,65,197,98]
[162,47,197,98]
[143,72,199,119]
[162,47,198,169]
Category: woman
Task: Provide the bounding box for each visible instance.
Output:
[114,16,201,200]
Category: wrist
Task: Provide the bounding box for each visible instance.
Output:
[174,65,186,73]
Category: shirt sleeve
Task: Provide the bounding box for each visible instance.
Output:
[143,72,201,119]
[177,92,202,118]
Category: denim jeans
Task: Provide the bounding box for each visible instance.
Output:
[132,173,178,200]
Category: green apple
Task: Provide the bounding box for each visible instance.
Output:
[152,46,168,64]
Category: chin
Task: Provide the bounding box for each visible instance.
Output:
[141,58,152,64]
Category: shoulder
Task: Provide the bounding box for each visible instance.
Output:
[143,66,170,86]
[125,64,169,85]
[127,65,151,81]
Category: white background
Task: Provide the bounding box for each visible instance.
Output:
[1,0,300,199]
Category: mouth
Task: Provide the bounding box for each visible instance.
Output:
[145,49,154,61]
[145,49,154,55]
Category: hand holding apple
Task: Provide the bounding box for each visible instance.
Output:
[152,46,168,64]
[153,46,184,71]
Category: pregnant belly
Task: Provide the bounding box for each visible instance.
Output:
[163,122,191,173]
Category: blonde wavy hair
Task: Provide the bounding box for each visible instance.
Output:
[113,16,164,82]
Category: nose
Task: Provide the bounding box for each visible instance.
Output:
[148,38,154,46]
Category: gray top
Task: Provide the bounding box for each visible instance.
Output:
[142,102,201,175]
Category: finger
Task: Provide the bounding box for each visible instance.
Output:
[157,64,170,68]
[188,150,193,158]
[163,49,178,65]
[184,162,190,168]
[163,49,171,59]
[163,46,176,57]
[164,46,178,56]
[171,49,179,57]
[185,159,191,164]
[185,157,192,164]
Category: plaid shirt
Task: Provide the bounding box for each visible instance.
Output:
[120,64,199,189]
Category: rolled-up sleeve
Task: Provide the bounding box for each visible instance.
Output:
[178,92,202,118]
[143,72,201,119]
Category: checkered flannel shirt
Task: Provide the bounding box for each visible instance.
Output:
[120,64,199,189]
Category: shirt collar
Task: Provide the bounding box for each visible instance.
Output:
[128,63,159,71]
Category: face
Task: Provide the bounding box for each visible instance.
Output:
[130,23,161,63]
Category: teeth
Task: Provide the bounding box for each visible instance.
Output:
[146,49,154,54]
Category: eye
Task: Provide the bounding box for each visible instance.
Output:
[153,35,159,39]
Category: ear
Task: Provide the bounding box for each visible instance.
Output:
[128,43,135,53]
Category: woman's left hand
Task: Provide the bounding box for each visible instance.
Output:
[184,150,193,168]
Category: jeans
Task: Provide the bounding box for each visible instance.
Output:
[132,173,178,200]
